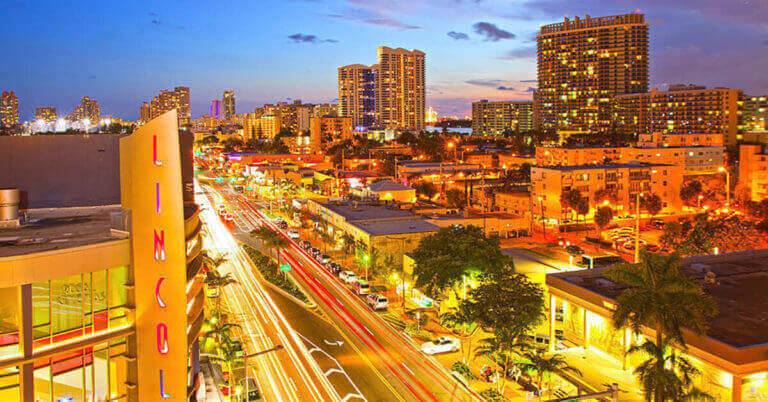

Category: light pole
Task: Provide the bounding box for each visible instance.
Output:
[635,192,643,263]
[697,194,703,209]
[718,166,730,211]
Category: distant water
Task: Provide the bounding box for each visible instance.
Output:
[424,125,472,135]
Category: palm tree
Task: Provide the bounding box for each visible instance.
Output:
[517,351,582,401]
[204,269,237,318]
[439,303,477,363]
[474,327,533,394]
[202,251,228,274]
[628,337,713,402]
[605,250,718,401]
[340,233,356,265]
[605,250,717,348]
[250,226,289,265]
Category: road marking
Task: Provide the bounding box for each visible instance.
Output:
[323,339,344,346]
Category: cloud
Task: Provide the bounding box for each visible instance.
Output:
[465,79,504,87]
[519,79,537,83]
[326,9,420,30]
[287,33,338,43]
[151,19,161,25]
[524,87,537,92]
[498,47,536,60]
[447,31,469,40]
[497,86,516,91]
[473,22,515,41]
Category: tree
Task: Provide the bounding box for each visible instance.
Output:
[660,213,765,257]
[446,188,467,209]
[467,269,545,335]
[439,302,478,363]
[594,206,614,233]
[605,250,717,347]
[560,189,583,221]
[250,226,289,266]
[628,337,713,402]
[414,182,437,199]
[605,250,718,401]
[593,187,619,205]
[202,251,228,274]
[474,326,534,394]
[397,131,418,146]
[204,269,238,318]
[641,193,663,217]
[575,197,589,223]
[340,233,357,265]
[517,351,582,400]
[680,181,703,206]
[412,225,511,306]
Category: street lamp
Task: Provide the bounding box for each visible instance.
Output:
[718,166,730,211]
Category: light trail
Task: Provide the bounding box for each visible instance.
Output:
[197,185,340,402]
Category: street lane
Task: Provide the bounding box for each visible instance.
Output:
[213,185,480,402]
[197,186,340,402]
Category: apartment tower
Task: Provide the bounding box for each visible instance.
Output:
[536,13,649,132]
[222,90,235,121]
[472,100,534,136]
[338,64,377,128]
[1,91,19,126]
[376,47,426,131]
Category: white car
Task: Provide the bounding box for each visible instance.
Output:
[339,270,357,283]
[287,230,300,239]
[421,337,460,355]
[366,294,389,310]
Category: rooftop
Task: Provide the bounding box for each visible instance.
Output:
[320,201,415,222]
[366,180,413,193]
[536,162,674,171]
[0,206,126,258]
[548,249,768,348]
[348,219,440,237]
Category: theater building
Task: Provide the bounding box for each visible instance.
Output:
[0,110,203,400]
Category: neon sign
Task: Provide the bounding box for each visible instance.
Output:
[153,133,170,399]
[155,277,167,308]
[159,370,171,399]
[153,230,166,261]
[153,135,163,166]
[157,323,169,354]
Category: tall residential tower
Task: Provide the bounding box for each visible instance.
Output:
[222,90,235,121]
[338,64,377,128]
[1,91,19,126]
[376,47,426,131]
[536,13,649,132]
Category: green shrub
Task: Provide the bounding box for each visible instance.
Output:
[451,361,478,380]
[479,388,507,401]
[242,245,308,303]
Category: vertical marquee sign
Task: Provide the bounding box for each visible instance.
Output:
[120,110,187,400]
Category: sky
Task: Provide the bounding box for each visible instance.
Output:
[2,0,768,122]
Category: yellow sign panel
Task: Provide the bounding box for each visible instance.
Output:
[120,110,187,400]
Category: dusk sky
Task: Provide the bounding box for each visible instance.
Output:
[3,0,768,121]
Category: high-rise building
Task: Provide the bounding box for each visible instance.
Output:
[222,90,235,121]
[1,91,19,126]
[471,100,534,136]
[74,96,100,122]
[35,107,57,123]
[741,94,768,133]
[139,101,150,123]
[376,47,426,131]
[338,64,377,128]
[210,99,221,120]
[146,87,190,129]
[536,13,649,132]
[613,85,742,145]
[313,103,339,118]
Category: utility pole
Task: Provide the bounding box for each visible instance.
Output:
[635,192,642,263]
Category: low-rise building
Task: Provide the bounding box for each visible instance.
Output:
[546,249,768,401]
[637,132,724,148]
[356,180,416,203]
[531,162,684,224]
[310,116,353,147]
[494,190,531,216]
[738,144,768,201]
[498,153,535,170]
[536,146,628,166]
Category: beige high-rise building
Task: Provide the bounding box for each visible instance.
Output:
[1,91,19,126]
[139,101,150,123]
[472,100,534,136]
[338,64,377,128]
[613,85,742,145]
[376,47,426,131]
[536,13,649,132]
[74,96,100,122]
[146,86,191,129]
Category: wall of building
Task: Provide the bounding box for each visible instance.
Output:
[0,135,121,208]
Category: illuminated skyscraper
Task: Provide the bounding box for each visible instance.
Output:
[146,87,190,129]
[536,13,649,132]
[1,91,19,126]
[376,47,426,131]
[222,90,235,121]
[139,101,150,123]
[472,100,534,136]
[74,96,100,122]
[210,99,221,120]
[338,64,377,128]
[35,107,57,123]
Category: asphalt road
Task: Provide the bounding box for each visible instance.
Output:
[212,183,480,402]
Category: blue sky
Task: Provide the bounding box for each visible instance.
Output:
[2,0,767,121]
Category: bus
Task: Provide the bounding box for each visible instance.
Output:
[579,254,625,270]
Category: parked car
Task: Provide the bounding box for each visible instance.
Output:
[421,337,460,355]
[299,240,311,249]
[327,262,342,274]
[649,219,665,230]
[565,245,584,255]
[354,280,370,295]
[309,247,320,257]
[287,230,300,239]
[317,254,331,264]
[366,294,389,310]
[339,271,357,283]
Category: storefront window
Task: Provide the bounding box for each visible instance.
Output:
[586,311,624,359]
[0,286,19,357]
[0,366,19,401]
[562,302,584,344]
[32,281,50,342]
[51,274,84,337]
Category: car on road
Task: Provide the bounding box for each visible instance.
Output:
[317,254,331,264]
[287,230,300,239]
[309,247,320,257]
[565,245,584,255]
[353,280,370,295]
[299,240,311,249]
[366,294,389,310]
[420,337,460,355]
[339,270,357,283]
[326,262,342,275]
[649,219,665,230]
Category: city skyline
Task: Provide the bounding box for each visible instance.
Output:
[4,0,768,121]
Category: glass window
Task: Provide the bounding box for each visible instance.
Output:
[32,281,50,342]
[51,274,84,337]
[0,287,19,357]
[0,366,19,401]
